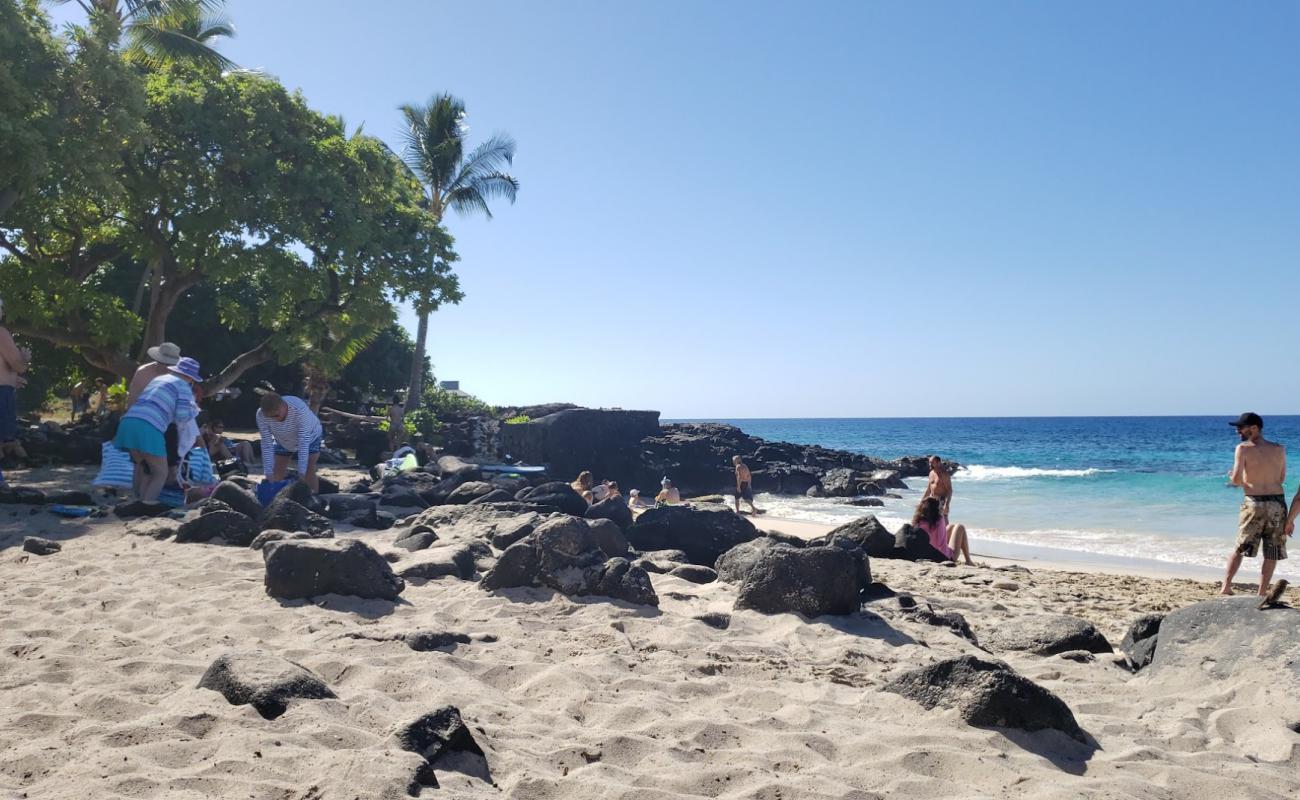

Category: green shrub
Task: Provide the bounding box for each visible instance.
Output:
[420,387,492,420]
[504,414,531,425]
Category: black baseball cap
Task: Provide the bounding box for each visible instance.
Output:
[1229,412,1264,429]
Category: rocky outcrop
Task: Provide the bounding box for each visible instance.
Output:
[714,537,797,583]
[499,408,660,489]
[263,539,404,601]
[175,509,260,546]
[885,656,1086,741]
[980,614,1113,656]
[480,517,658,606]
[197,650,336,720]
[211,481,263,520]
[734,546,863,618]
[628,505,760,566]
[812,516,895,559]
[260,495,333,537]
[1149,597,1300,679]
[585,496,633,531]
[515,482,588,517]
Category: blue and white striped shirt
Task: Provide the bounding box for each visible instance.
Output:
[255,395,323,477]
[122,374,196,432]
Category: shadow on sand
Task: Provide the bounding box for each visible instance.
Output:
[273,592,409,619]
[821,609,918,647]
[994,727,1101,774]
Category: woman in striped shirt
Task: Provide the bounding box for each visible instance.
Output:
[112,357,202,515]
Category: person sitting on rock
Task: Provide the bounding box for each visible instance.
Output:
[913,496,974,565]
[655,477,681,505]
[203,418,256,468]
[256,392,324,494]
[605,481,622,501]
[571,470,595,504]
[627,488,648,511]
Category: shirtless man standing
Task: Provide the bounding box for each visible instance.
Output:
[733,455,761,515]
[922,455,953,518]
[1222,412,1290,597]
[0,298,32,473]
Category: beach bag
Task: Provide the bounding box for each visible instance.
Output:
[92,441,134,490]
[256,478,292,507]
[180,446,216,489]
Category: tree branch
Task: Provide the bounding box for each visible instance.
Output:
[201,337,276,395]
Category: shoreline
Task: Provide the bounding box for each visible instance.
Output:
[756,515,1232,584]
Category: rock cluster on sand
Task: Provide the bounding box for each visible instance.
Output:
[628,505,760,566]
[980,613,1113,656]
[263,539,405,601]
[734,545,864,617]
[481,516,658,606]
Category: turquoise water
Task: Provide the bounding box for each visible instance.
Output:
[688,417,1300,578]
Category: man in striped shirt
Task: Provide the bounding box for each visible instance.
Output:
[256,393,324,493]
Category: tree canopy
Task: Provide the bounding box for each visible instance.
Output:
[0,0,462,403]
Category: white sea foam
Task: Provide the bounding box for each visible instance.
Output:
[957,465,1114,481]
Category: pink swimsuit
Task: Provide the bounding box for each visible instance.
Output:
[918,518,954,560]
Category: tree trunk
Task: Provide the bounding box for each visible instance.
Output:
[201,338,275,395]
[302,365,330,413]
[405,308,429,412]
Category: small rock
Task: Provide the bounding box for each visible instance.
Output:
[175,509,260,546]
[404,631,473,651]
[394,705,485,788]
[693,612,731,630]
[22,537,61,556]
[1056,650,1096,663]
[992,580,1020,591]
[669,564,718,584]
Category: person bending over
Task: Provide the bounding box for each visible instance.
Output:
[112,357,202,515]
[256,392,324,493]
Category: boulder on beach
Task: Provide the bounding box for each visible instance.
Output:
[480,516,658,606]
[394,705,485,788]
[585,495,633,531]
[585,517,631,558]
[437,455,482,482]
[175,508,260,546]
[884,655,1086,741]
[813,515,895,559]
[399,541,493,581]
[714,537,795,583]
[628,505,760,566]
[197,650,336,720]
[668,564,718,584]
[259,495,333,537]
[515,481,589,517]
[211,481,263,520]
[22,537,61,556]
[893,523,949,562]
[1149,597,1300,679]
[263,539,404,601]
[980,613,1113,656]
[734,545,862,617]
[248,530,316,551]
[446,481,496,504]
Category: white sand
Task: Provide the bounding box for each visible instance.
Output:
[1,480,1298,799]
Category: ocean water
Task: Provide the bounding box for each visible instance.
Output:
[686,417,1300,579]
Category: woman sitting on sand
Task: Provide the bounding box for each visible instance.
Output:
[571,471,595,504]
[913,496,974,565]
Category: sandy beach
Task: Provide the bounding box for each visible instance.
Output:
[1,463,1297,800]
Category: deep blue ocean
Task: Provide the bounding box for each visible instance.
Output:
[684,416,1300,577]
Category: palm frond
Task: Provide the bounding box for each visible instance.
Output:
[452,134,516,185]
[397,94,467,191]
[125,0,236,69]
[446,186,493,219]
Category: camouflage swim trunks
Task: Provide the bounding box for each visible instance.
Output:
[1236,495,1288,560]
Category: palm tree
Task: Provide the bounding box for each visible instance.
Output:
[398,93,518,411]
[58,0,236,70]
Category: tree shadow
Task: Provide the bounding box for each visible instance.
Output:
[0,507,103,551]
[991,727,1101,774]
[272,592,409,619]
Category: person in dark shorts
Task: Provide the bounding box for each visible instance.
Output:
[1222,412,1290,597]
[733,455,762,515]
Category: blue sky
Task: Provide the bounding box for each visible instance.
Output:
[49,1,1300,417]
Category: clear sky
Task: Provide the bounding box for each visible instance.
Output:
[47,1,1300,418]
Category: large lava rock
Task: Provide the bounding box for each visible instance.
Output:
[1148,597,1300,679]
[981,614,1113,656]
[585,495,633,531]
[893,523,949,562]
[884,655,1086,741]
[197,650,336,720]
[629,505,760,566]
[263,539,404,601]
[480,516,658,606]
[394,705,485,788]
[211,481,263,520]
[175,509,260,546]
[734,546,862,617]
[498,408,660,493]
[260,495,334,537]
[515,482,589,517]
[393,504,548,550]
[714,537,796,583]
[813,515,896,559]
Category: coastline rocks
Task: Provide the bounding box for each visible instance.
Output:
[585,496,633,531]
[437,455,482,482]
[884,655,1086,741]
[1149,597,1300,679]
[395,705,485,788]
[468,489,516,505]
[395,505,547,549]
[211,481,263,520]
[633,549,690,574]
[735,546,861,618]
[22,537,61,556]
[480,517,658,606]
[249,530,315,551]
[263,539,405,601]
[317,492,381,520]
[175,509,259,546]
[197,650,336,720]
[820,468,863,498]
[515,482,588,517]
[586,517,631,558]
[446,481,496,504]
[628,505,760,566]
[981,614,1113,656]
[714,537,795,583]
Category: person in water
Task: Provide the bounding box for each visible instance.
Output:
[733,455,762,514]
[921,455,953,518]
[1223,412,1290,597]
[913,496,973,565]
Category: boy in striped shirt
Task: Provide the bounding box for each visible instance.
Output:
[256,393,324,493]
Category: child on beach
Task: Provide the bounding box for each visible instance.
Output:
[913,496,974,565]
